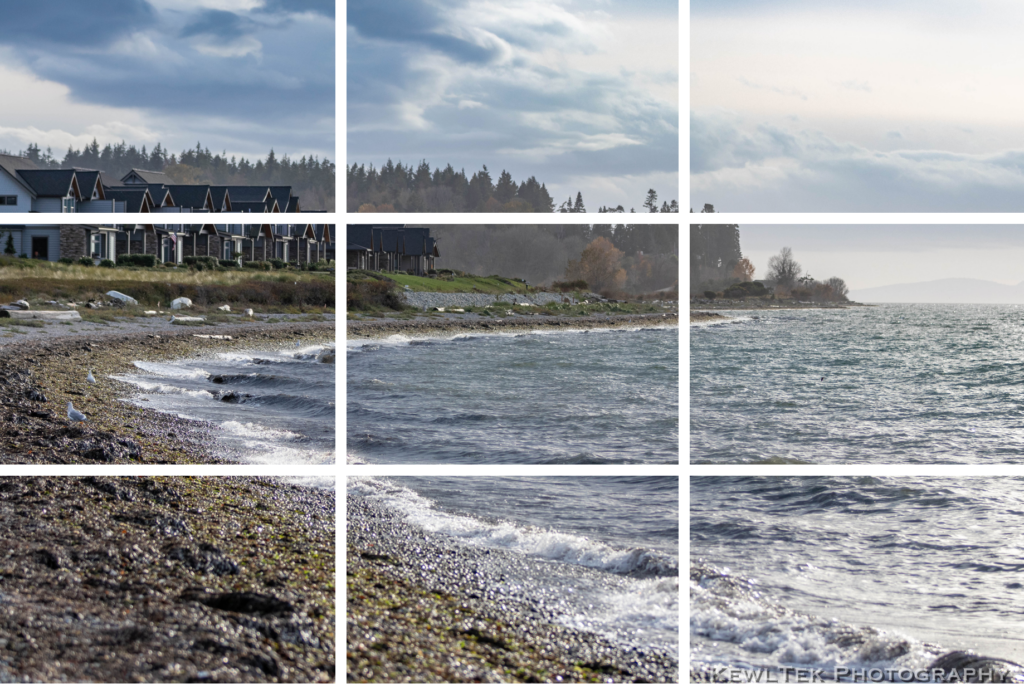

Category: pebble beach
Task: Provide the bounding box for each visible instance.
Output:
[347,494,679,683]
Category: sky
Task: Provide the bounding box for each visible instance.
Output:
[0,0,334,166]
[739,225,1024,290]
[691,0,1024,211]
[348,0,679,211]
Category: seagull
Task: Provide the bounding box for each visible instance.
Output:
[67,401,87,422]
[87,369,96,384]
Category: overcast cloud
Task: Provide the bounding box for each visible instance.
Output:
[0,0,334,164]
[738,225,1024,290]
[691,1,1024,211]
[348,0,679,211]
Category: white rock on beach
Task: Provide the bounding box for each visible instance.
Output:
[170,297,193,310]
[9,300,29,310]
[169,315,204,323]
[244,308,254,317]
[106,291,138,306]
[218,304,231,312]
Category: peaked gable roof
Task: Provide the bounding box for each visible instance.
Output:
[71,170,105,200]
[209,186,232,212]
[103,187,153,213]
[16,169,81,199]
[232,201,269,213]
[165,185,213,211]
[223,186,271,203]
[122,168,169,185]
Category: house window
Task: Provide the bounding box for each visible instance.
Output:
[0,196,17,206]
[223,239,233,261]
[90,233,105,259]
[62,196,76,213]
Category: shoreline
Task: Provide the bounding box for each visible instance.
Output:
[347,493,678,683]
[0,476,334,682]
[0,321,334,463]
[345,312,678,339]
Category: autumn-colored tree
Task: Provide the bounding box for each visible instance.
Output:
[732,257,755,282]
[482,196,503,212]
[375,203,397,213]
[358,203,377,213]
[565,237,627,294]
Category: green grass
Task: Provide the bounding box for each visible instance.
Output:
[348,269,529,294]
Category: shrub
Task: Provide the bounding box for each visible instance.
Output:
[99,259,115,268]
[78,257,94,267]
[118,254,159,268]
[348,279,404,311]
[243,260,272,271]
[58,257,74,265]
[183,256,220,271]
[427,269,437,275]
[219,259,239,268]
[163,262,176,268]
[551,279,588,292]
[268,258,288,270]
[704,291,717,300]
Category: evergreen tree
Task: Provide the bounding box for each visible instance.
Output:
[644,189,659,213]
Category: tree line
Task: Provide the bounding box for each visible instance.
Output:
[430,224,677,294]
[11,140,336,210]
[690,204,848,302]
[348,159,679,213]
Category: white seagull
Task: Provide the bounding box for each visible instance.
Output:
[86,369,96,384]
[67,401,87,423]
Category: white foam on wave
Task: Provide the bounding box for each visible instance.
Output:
[111,375,212,398]
[691,564,940,675]
[691,315,752,328]
[132,360,210,379]
[351,477,677,577]
[562,575,679,643]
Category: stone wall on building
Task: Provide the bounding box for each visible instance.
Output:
[59,225,89,260]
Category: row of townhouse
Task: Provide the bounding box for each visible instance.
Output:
[347,225,439,275]
[0,154,334,265]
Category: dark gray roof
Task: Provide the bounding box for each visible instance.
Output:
[347,226,373,250]
[348,243,371,251]
[232,201,268,213]
[209,186,231,211]
[147,184,172,206]
[268,186,291,202]
[16,170,78,198]
[122,169,169,185]
[223,186,271,202]
[286,196,300,213]
[72,170,104,199]
[314,224,333,243]
[165,185,212,210]
[104,188,152,213]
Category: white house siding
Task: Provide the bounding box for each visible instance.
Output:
[32,197,64,213]
[0,173,31,212]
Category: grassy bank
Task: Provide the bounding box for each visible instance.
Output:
[347,269,528,294]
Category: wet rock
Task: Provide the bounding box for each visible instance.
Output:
[166,543,240,576]
[183,591,296,615]
[25,389,47,403]
[35,548,68,570]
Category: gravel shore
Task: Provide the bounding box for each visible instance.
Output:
[347,493,678,683]
[346,313,678,340]
[0,476,335,682]
[0,320,334,463]
[689,312,729,323]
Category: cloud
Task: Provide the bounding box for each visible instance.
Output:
[0,3,333,160]
[691,111,1024,211]
[347,0,678,208]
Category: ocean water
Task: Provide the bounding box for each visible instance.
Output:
[691,477,1024,677]
[692,304,1024,462]
[348,326,679,464]
[114,344,335,463]
[351,476,679,650]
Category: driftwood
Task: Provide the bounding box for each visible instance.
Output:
[0,310,81,321]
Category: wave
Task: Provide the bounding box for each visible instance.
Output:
[691,560,941,676]
[347,326,678,352]
[352,477,678,578]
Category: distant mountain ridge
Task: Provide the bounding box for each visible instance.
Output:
[850,278,1024,303]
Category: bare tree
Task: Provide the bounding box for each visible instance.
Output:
[766,247,802,288]
[824,276,849,301]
